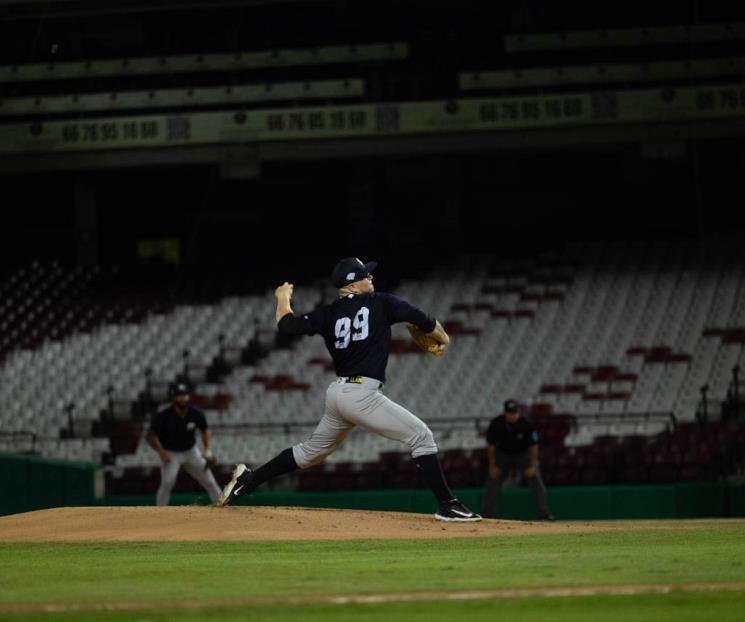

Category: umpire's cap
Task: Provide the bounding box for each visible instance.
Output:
[504,399,520,413]
[331,257,377,288]
[169,381,191,398]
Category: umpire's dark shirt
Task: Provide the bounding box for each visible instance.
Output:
[149,405,207,451]
[278,292,435,383]
[486,415,539,454]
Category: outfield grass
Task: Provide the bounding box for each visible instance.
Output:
[1,520,744,621]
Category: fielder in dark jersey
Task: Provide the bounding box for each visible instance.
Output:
[146,382,221,506]
[218,257,481,522]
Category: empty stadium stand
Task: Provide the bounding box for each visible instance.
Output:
[0,262,278,463]
[2,239,745,495]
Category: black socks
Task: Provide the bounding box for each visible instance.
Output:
[249,450,454,507]
[251,447,300,489]
[414,453,455,506]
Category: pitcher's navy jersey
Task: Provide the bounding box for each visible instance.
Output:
[277,292,435,383]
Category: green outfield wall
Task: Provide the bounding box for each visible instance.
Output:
[2,453,743,519]
[97,483,745,520]
[0,453,96,516]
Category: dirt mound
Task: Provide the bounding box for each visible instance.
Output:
[0,506,614,542]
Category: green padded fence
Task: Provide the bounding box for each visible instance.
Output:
[1,451,743,520]
[99,483,745,520]
[0,453,96,516]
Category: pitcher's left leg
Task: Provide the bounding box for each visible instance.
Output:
[339,388,436,456]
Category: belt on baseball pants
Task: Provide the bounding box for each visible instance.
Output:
[337,376,364,384]
[336,376,384,389]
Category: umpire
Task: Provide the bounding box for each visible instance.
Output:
[146,382,221,506]
[481,399,555,521]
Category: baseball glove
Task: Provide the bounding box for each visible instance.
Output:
[405,323,446,356]
[203,450,217,470]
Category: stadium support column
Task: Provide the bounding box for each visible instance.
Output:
[74,175,98,266]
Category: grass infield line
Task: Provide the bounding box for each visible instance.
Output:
[2,582,744,614]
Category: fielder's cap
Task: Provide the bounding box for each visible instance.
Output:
[170,382,191,397]
[504,399,520,413]
[331,257,377,288]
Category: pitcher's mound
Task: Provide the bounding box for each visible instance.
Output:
[0,506,615,542]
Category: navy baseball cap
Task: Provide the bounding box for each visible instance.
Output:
[170,382,191,397]
[331,257,377,288]
[504,399,520,413]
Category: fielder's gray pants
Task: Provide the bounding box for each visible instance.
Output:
[292,377,438,468]
[156,445,221,506]
[481,450,550,519]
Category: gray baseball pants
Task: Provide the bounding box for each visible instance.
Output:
[156,445,221,506]
[292,377,438,468]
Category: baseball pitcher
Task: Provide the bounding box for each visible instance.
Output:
[218,257,480,522]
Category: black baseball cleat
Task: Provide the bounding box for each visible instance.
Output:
[538,513,557,522]
[217,464,254,506]
[435,498,482,522]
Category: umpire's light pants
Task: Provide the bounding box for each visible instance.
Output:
[292,377,438,468]
[156,445,221,506]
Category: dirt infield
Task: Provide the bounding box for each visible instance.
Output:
[0,506,625,542]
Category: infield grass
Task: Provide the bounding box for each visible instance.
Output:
[1,520,744,621]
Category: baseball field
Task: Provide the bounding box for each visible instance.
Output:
[1,507,744,621]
